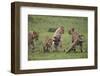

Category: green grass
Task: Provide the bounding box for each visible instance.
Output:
[28,15,88,60]
[28,51,88,60]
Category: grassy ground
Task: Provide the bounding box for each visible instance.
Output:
[28,15,88,60]
[28,51,88,60]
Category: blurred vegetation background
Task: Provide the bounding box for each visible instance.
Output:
[28,15,88,60]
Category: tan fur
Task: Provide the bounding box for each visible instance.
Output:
[52,26,64,50]
[28,31,39,49]
[43,37,53,52]
[67,28,83,52]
